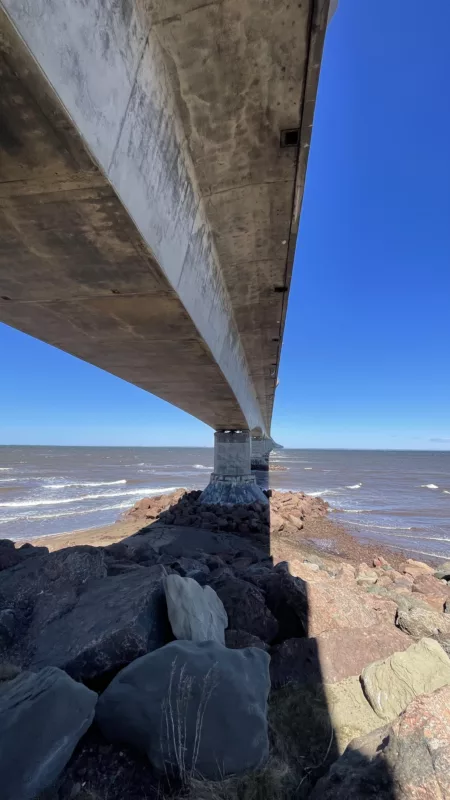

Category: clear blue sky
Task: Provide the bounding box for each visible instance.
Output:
[1,0,450,450]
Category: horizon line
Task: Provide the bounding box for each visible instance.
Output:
[1,443,449,453]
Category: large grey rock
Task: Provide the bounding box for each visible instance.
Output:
[164,574,227,644]
[96,639,270,780]
[0,666,97,800]
[225,629,269,651]
[434,561,450,580]
[0,545,106,615]
[208,573,278,642]
[361,637,450,721]
[241,565,306,639]
[396,604,450,638]
[30,565,170,681]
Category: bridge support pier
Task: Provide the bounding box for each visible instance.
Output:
[251,436,274,471]
[200,431,269,505]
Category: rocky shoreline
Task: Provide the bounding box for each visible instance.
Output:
[3,488,450,798]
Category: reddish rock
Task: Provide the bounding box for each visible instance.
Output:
[335,562,356,584]
[377,574,395,588]
[400,559,435,579]
[304,582,378,636]
[287,559,329,583]
[311,687,450,798]
[411,574,449,611]
[356,563,378,585]
[373,555,390,568]
[287,514,303,530]
[270,625,411,687]
[269,512,285,533]
[362,594,398,626]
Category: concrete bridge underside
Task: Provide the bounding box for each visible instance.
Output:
[0,0,329,438]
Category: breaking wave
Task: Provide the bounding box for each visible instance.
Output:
[421,484,439,489]
[343,519,413,531]
[44,480,127,489]
[0,486,181,509]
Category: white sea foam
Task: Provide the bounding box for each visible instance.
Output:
[44,479,127,489]
[344,519,413,531]
[304,467,313,470]
[0,501,133,524]
[341,508,370,514]
[390,533,450,543]
[192,464,212,470]
[0,486,181,509]
[0,468,11,471]
[308,489,342,498]
[443,491,450,495]
[0,478,16,483]
[346,483,362,490]
[421,484,439,489]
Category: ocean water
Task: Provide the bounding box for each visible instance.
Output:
[0,446,450,559]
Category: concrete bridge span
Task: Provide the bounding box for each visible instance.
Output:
[0,0,331,498]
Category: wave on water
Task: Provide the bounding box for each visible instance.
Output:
[388,545,450,561]
[304,467,313,470]
[192,464,212,470]
[421,484,439,489]
[343,519,414,531]
[308,489,343,498]
[346,483,362,490]
[3,500,134,524]
[443,491,450,495]
[341,508,371,514]
[0,486,182,509]
[0,468,11,471]
[45,480,127,489]
[0,478,16,483]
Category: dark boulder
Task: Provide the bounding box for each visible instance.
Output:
[0,666,97,800]
[29,565,171,682]
[241,565,306,639]
[225,629,269,651]
[96,640,270,780]
[208,573,279,642]
[0,545,107,623]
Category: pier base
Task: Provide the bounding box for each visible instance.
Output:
[200,431,268,505]
[251,436,274,471]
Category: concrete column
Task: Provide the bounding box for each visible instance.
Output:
[251,436,274,471]
[200,431,269,505]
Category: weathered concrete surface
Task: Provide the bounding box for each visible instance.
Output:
[251,436,275,470]
[0,1,330,432]
[200,430,268,504]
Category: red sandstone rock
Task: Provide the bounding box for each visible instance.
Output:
[373,555,390,568]
[304,582,378,636]
[270,625,411,687]
[361,593,398,626]
[400,558,435,579]
[269,512,285,533]
[311,686,450,799]
[335,562,356,584]
[412,574,450,613]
